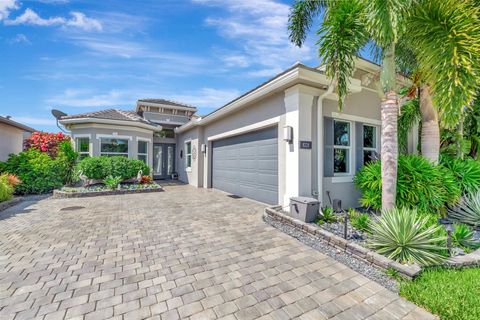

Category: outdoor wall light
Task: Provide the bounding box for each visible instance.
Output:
[201,144,206,153]
[180,150,183,158]
[283,126,293,143]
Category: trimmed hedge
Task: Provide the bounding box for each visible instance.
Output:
[76,156,150,180]
[354,155,461,214]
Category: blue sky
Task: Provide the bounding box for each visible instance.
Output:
[0,0,319,132]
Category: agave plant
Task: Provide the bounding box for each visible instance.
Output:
[369,208,447,266]
[448,192,480,228]
[452,224,480,250]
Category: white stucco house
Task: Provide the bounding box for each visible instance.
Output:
[0,116,35,162]
[58,58,418,209]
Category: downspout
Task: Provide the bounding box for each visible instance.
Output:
[315,84,335,204]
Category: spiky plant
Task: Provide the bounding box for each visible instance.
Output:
[452,224,480,249]
[448,192,480,228]
[368,207,447,266]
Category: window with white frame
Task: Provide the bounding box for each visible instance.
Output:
[333,120,351,174]
[185,141,192,168]
[75,137,90,160]
[137,140,148,164]
[363,125,378,165]
[100,138,128,157]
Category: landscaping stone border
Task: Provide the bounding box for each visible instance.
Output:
[0,197,22,212]
[53,187,163,198]
[446,249,480,267]
[265,206,422,280]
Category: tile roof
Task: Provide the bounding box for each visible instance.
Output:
[0,116,36,132]
[60,109,157,126]
[137,98,196,109]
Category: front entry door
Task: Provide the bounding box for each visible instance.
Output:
[153,144,175,179]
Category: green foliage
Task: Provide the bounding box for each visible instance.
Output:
[398,98,421,155]
[441,156,480,195]
[76,156,149,181]
[354,155,461,213]
[0,149,63,194]
[55,141,79,186]
[452,224,480,250]
[0,175,14,202]
[103,175,123,190]
[348,209,371,232]
[368,207,447,266]
[316,207,338,225]
[400,267,480,320]
[404,0,480,128]
[448,192,480,228]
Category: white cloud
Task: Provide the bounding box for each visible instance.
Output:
[193,0,314,77]
[46,87,241,111]
[11,116,56,126]
[5,8,102,31]
[9,33,30,44]
[0,0,19,21]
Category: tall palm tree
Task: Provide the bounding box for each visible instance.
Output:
[398,0,480,163]
[288,0,412,210]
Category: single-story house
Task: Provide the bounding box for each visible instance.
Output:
[0,116,36,162]
[58,58,418,209]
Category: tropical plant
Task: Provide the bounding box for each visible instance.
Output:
[452,223,480,249]
[55,141,79,186]
[24,132,71,158]
[0,149,64,194]
[348,209,370,232]
[139,175,152,184]
[396,0,480,162]
[368,207,447,266]
[288,0,413,210]
[354,155,461,213]
[441,156,480,195]
[316,207,337,225]
[448,192,480,228]
[398,96,421,155]
[103,175,123,190]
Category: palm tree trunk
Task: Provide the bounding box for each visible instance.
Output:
[419,84,440,163]
[380,44,399,210]
[381,91,399,210]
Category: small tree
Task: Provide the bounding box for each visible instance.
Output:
[24,132,71,158]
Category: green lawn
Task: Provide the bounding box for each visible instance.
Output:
[400,267,480,320]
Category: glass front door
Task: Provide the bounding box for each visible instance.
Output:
[153,144,175,179]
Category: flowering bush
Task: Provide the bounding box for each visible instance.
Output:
[24,132,71,157]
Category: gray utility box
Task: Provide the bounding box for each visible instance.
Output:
[289,197,320,223]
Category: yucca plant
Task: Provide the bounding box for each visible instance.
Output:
[369,207,447,266]
[448,192,480,228]
[452,224,480,249]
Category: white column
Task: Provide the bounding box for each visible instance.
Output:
[283,85,322,208]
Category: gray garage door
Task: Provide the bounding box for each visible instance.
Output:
[212,126,278,205]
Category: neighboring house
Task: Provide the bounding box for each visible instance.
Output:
[0,116,36,162]
[58,58,418,209]
[58,99,197,179]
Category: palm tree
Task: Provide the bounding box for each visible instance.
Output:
[397,0,480,163]
[288,0,412,210]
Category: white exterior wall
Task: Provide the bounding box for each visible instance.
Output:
[0,123,24,161]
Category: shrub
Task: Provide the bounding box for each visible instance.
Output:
[0,175,14,202]
[448,192,480,228]
[55,141,79,186]
[354,155,461,214]
[76,156,150,181]
[140,175,152,184]
[103,175,123,190]
[316,207,337,225]
[348,209,370,232]
[24,132,70,158]
[441,156,480,195]
[0,149,63,194]
[368,207,447,266]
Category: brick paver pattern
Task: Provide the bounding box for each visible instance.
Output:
[0,185,436,320]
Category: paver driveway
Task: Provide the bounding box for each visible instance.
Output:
[0,184,435,320]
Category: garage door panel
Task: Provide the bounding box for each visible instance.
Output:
[212,127,278,205]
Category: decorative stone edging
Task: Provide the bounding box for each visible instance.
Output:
[0,197,23,212]
[445,249,480,267]
[53,187,163,199]
[265,206,421,280]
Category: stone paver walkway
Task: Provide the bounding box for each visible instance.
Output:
[0,185,435,320]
